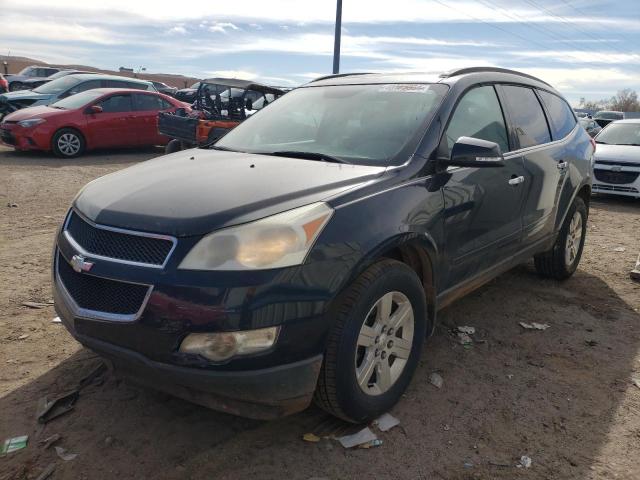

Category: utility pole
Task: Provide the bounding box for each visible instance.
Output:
[332,0,342,74]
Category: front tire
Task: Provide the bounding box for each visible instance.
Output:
[314,259,427,423]
[534,196,588,279]
[164,139,182,154]
[52,128,85,158]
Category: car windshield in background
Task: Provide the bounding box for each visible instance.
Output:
[50,90,105,110]
[595,123,640,145]
[216,83,449,165]
[33,76,82,94]
[190,82,201,89]
[18,67,35,75]
[596,111,624,120]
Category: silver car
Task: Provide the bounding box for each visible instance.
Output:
[0,74,156,116]
[593,120,640,199]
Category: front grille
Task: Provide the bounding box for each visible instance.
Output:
[65,211,174,266]
[57,252,150,316]
[593,184,639,193]
[0,127,15,145]
[594,169,640,185]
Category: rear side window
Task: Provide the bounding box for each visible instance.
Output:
[538,90,576,140]
[134,94,171,111]
[99,94,132,113]
[444,85,509,154]
[502,85,551,148]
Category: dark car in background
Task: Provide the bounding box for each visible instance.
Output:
[0,74,156,116]
[174,81,200,102]
[151,81,178,97]
[1,88,188,157]
[53,67,593,423]
[5,65,61,91]
[20,69,97,90]
[594,110,624,128]
[579,117,602,138]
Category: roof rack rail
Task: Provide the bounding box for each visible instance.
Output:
[309,72,374,83]
[439,67,552,87]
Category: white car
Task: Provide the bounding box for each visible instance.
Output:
[592,120,640,199]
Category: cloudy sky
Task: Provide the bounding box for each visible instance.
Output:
[1,0,639,105]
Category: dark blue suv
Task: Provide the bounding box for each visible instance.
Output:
[53,67,593,423]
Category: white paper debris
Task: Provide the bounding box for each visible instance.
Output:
[429,372,444,389]
[374,413,400,432]
[337,427,377,449]
[54,446,78,461]
[457,326,475,335]
[519,455,532,468]
[519,322,550,331]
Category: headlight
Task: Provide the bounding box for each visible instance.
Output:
[179,202,333,270]
[17,118,45,128]
[179,327,279,362]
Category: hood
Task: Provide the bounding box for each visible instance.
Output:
[4,105,65,122]
[0,90,52,102]
[74,150,386,236]
[594,144,640,164]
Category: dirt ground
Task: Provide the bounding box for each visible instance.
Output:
[0,144,639,480]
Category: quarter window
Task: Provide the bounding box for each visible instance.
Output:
[444,85,509,155]
[134,93,170,111]
[538,90,577,140]
[502,85,551,148]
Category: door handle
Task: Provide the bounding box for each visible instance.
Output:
[557,160,568,170]
[508,175,525,186]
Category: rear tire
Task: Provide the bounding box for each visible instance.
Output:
[314,259,427,423]
[165,139,182,154]
[534,196,587,280]
[52,128,85,158]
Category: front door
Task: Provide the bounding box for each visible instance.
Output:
[439,85,526,290]
[85,93,136,149]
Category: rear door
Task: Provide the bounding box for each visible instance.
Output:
[132,93,174,145]
[440,85,527,289]
[500,85,575,245]
[85,93,136,148]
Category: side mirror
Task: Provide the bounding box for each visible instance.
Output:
[88,105,103,114]
[245,99,253,110]
[445,136,504,168]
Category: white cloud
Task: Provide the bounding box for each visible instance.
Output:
[208,22,240,33]
[168,25,187,35]
[0,17,122,45]
[206,70,257,80]
[513,50,640,65]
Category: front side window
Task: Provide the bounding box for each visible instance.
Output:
[216,83,449,165]
[538,90,576,140]
[443,85,509,155]
[99,94,132,113]
[51,90,105,110]
[502,85,551,149]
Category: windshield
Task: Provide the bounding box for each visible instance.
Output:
[190,82,200,89]
[18,67,35,76]
[46,71,76,80]
[216,83,448,165]
[595,123,640,145]
[33,76,82,94]
[50,90,105,110]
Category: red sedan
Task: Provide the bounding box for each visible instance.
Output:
[0,88,189,157]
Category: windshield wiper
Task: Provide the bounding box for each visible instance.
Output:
[265,150,351,164]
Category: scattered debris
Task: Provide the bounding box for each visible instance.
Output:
[77,362,108,390]
[358,439,383,449]
[463,461,474,469]
[519,456,532,468]
[613,247,626,252]
[457,332,473,345]
[519,322,550,331]
[54,446,78,461]
[37,391,79,424]
[429,372,444,389]
[336,427,377,449]
[443,424,450,431]
[22,301,54,309]
[457,326,476,335]
[17,334,30,340]
[6,202,18,208]
[374,413,400,432]
[631,254,640,282]
[1,435,28,455]
[303,433,321,443]
[52,317,62,323]
[585,340,598,347]
[506,374,514,379]
[632,377,640,389]
[35,463,56,480]
[40,434,61,450]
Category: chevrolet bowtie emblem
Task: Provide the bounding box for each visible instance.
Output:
[70,254,94,273]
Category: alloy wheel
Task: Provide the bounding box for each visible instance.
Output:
[565,211,583,267]
[57,133,81,156]
[355,291,414,396]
